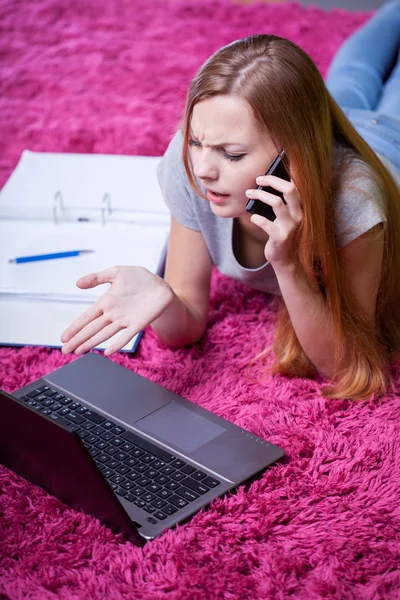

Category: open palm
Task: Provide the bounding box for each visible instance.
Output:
[61,266,173,355]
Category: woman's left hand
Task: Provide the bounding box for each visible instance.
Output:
[245,175,302,271]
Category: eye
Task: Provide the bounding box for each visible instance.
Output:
[188,138,201,148]
[223,152,245,162]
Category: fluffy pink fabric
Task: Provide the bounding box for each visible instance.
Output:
[1,0,400,598]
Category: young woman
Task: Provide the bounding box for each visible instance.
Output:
[61,1,400,401]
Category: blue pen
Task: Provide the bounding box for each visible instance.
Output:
[8,250,94,264]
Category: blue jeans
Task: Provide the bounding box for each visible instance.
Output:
[326,0,400,170]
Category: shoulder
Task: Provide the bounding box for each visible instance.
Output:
[333,148,386,249]
[334,146,382,199]
[165,128,184,158]
[156,130,209,232]
[157,129,185,181]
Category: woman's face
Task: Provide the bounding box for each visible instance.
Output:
[190,95,279,218]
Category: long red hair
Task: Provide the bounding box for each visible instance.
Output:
[181,35,400,400]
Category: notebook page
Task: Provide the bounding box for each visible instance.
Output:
[0,296,141,352]
[0,220,169,300]
[0,151,169,223]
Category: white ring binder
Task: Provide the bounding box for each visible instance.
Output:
[0,150,169,351]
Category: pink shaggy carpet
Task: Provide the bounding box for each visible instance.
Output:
[1,0,400,598]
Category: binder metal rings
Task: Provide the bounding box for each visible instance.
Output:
[52,191,113,225]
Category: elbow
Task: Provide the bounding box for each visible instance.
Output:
[151,311,207,349]
[315,362,334,381]
[153,327,206,349]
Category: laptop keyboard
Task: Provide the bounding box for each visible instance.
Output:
[19,385,222,526]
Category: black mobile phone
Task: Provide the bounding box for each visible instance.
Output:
[245,151,290,222]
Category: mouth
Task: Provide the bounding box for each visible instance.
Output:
[206,188,230,205]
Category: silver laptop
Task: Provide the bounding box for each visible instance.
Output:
[0,352,285,544]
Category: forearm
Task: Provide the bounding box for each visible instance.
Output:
[274,263,340,378]
[150,286,207,348]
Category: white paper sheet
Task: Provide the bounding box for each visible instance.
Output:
[0,296,141,352]
[0,221,168,300]
[0,150,170,350]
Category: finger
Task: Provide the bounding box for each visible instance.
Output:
[255,176,301,216]
[246,188,288,221]
[61,313,111,353]
[61,303,104,343]
[74,321,125,355]
[76,266,119,289]
[66,304,150,355]
[255,174,294,196]
[104,327,140,356]
[101,303,168,355]
[250,212,272,232]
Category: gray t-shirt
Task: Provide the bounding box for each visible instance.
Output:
[157,131,397,295]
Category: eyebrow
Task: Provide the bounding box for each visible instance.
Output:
[189,131,247,149]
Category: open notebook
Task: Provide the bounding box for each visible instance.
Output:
[0,151,169,352]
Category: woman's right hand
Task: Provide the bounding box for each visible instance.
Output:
[60,266,174,356]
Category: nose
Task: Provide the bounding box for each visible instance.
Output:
[193,151,218,182]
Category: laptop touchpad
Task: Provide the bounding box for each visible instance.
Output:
[135,401,226,454]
